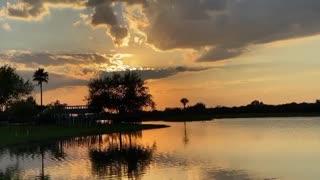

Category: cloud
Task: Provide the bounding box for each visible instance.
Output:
[197,47,246,62]
[1,22,11,31]
[20,66,209,91]
[5,0,320,61]
[0,51,111,67]
[0,8,5,18]
[99,66,210,80]
[1,0,143,45]
[0,50,209,88]
[6,1,48,20]
[87,0,147,45]
[18,70,87,91]
[4,0,86,20]
[0,51,115,80]
[137,0,320,61]
[73,13,90,26]
[88,1,129,45]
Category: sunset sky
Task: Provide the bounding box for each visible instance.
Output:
[1,0,320,109]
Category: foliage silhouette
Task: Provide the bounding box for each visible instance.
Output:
[87,72,155,114]
[7,97,38,123]
[33,68,49,106]
[0,65,33,111]
[180,98,189,109]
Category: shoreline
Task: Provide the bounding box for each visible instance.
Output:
[0,123,169,147]
[142,112,320,121]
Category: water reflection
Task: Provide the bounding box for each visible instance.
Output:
[0,165,22,179]
[2,118,311,179]
[90,144,154,179]
[89,132,155,179]
[183,122,189,146]
[0,131,153,180]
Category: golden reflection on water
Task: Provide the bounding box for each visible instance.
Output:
[141,118,320,180]
[2,118,320,179]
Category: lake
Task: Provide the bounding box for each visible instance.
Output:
[1,117,320,179]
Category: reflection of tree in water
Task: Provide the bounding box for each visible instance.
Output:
[5,141,66,161]
[183,121,189,146]
[0,165,21,180]
[0,131,151,180]
[89,132,155,180]
[2,143,59,180]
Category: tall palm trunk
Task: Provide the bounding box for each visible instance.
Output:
[40,82,43,106]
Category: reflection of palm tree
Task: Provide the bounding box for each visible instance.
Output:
[38,148,51,180]
[33,68,49,106]
[180,98,189,109]
[3,133,145,179]
[183,121,189,145]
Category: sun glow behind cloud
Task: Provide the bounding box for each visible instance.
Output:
[2,0,320,108]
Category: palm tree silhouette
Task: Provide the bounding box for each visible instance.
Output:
[180,98,189,109]
[33,68,49,106]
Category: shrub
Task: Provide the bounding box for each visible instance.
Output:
[8,98,38,123]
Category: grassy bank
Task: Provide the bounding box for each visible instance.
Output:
[0,124,169,147]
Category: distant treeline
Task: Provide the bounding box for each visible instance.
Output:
[140,100,320,120]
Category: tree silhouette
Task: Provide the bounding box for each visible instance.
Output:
[0,65,33,111]
[249,100,264,106]
[87,72,155,113]
[180,98,189,109]
[8,98,37,122]
[33,68,49,106]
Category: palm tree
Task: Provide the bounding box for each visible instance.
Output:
[33,68,49,106]
[180,98,189,109]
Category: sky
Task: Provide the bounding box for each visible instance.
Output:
[1,0,320,109]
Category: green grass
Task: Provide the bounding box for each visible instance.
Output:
[0,124,169,147]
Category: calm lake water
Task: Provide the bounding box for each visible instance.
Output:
[2,117,320,179]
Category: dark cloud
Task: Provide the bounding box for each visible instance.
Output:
[99,66,210,80]
[89,1,129,44]
[7,1,45,19]
[90,1,117,26]
[87,0,147,45]
[18,70,87,91]
[87,0,320,60]
[4,0,320,61]
[15,66,209,91]
[141,0,320,61]
[0,50,210,90]
[3,0,144,44]
[6,0,85,20]
[0,52,111,67]
[197,47,245,62]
